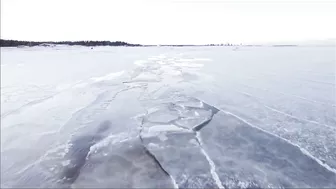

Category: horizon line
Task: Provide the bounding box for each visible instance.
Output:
[1,38,334,47]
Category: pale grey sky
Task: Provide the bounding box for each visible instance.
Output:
[1,0,335,44]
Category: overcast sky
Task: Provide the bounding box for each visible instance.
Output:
[1,0,335,44]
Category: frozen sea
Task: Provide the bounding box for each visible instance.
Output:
[1,45,336,188]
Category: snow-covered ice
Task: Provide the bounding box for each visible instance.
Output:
[1,45,336,188]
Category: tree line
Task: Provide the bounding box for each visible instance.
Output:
[1,39,240,47]
[0,39,141,47]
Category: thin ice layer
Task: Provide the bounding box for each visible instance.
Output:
[199,112,336,188]
[141,131,219,189]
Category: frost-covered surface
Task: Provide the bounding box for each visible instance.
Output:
[1,45,336,188]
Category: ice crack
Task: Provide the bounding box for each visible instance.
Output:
[196,132,225,189]
[139,97,223,188]
[139,130,177,188]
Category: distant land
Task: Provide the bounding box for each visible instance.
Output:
[0,39,142,47]
[0,39,239,47]
[1,39,334,48]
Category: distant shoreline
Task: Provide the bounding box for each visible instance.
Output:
[0,39,141,47]
[0,39,239,47]
[2,39,333,48]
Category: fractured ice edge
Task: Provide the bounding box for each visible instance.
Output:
[49,96,336,189]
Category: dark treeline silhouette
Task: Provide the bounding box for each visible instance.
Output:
[1,39,241,47]
[0,39,141,47]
